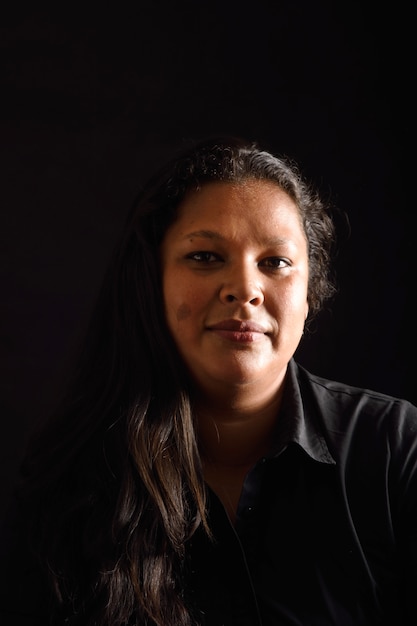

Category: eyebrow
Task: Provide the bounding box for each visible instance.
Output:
[183,229,291,245]
[184,230,224,240]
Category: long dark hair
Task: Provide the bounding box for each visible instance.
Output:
[18,136,338,625]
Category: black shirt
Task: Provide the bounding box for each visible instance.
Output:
[1,360,416,625]
[184,360,417,625]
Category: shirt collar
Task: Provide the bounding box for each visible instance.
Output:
[272,359,336,465]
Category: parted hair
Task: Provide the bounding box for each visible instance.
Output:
[18,136,338,625]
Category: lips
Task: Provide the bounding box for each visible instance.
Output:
[207,319,269,342]
[208,319,268,333]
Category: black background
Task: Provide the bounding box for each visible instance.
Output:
[0,2,413,509]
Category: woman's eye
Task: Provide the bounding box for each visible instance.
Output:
[260,257,289,269]
[187,251,221,263]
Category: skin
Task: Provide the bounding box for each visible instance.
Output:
[160,179,309,520]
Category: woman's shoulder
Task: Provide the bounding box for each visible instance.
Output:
[292,359,417,453]
[294,359,417,416]
[291,360,417,488]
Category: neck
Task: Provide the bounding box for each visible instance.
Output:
[196,385,285,525]
[195,381,285,468]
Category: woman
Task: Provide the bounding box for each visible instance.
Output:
[2,136,416,625]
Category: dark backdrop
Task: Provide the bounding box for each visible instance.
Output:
[1,2,412,510]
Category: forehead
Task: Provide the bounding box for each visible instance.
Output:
[171,179,305,237]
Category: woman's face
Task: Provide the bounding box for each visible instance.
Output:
[160,179,309,398]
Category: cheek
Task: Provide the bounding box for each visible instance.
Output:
[275,280,309,320]
[176,303,192,321]
[163,281,194,334]
[165,300,194,348]
[164,275,205,324]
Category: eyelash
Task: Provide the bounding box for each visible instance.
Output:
[186,251,290,269]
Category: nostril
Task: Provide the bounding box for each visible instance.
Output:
[226,294,237,302]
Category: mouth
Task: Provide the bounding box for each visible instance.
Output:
[207,319,269,343]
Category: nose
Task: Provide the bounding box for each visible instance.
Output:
[219,262,264,306]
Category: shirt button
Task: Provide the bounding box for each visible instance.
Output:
[242,506,254,518]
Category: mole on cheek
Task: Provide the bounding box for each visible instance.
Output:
[176,303,191,321]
